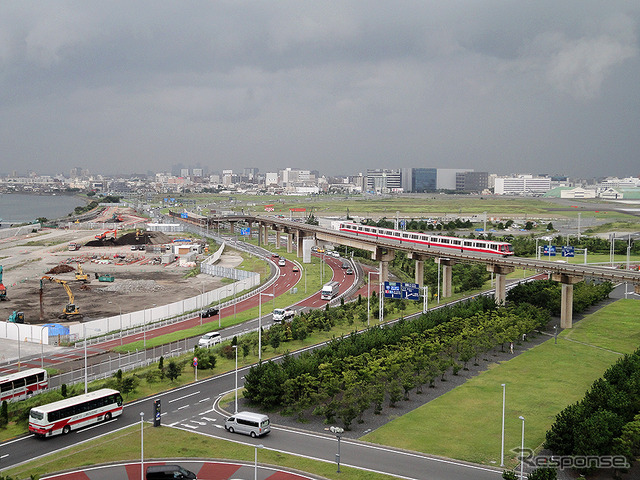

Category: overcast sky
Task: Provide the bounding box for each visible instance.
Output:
[1,1,639,178]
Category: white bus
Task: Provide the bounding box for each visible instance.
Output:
[0,368,48,403]
[28,388,123,437]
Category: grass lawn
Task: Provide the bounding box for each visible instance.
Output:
[362,299,640,468]
[6,424,398,480]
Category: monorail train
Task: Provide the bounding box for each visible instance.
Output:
[336,222,514,256]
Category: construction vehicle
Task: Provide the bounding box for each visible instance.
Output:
[68,242,81,251]
[40,276,82,319]
[111,212,124,222]
[75,263,90,283]
[0,266,7,301]
[97,274,114,282]
[8,311,24,323]
[95,229,118,241]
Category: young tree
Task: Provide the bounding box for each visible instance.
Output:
[166,361,182,382]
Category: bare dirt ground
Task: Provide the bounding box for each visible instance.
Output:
[0,210,242,326]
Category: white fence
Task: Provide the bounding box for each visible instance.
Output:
[1,322,48,344]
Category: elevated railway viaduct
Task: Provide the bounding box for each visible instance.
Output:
[172,211,640,328]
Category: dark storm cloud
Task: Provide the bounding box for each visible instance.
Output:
[0,1,638,177]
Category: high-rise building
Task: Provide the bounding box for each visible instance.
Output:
[365,169,402,193]
[456,171,489,192]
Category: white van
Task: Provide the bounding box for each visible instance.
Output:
[198,331,221,348]
[225,411,271,438]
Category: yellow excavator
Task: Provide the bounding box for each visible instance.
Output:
[40,276,82,319]
[75,263,90,283]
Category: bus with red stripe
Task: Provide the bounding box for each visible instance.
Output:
[0,368,48,403]
[336,222,514,256]
[29,388,123,437]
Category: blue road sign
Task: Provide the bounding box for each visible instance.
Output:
[384,282,403,299]
[384,282,420,300]
[562,246,575,257]
[543,245,556,256]
[240,227,251,236]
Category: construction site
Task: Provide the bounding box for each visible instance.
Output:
[0,206,242,330]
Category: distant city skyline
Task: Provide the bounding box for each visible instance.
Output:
[1,2,638,178]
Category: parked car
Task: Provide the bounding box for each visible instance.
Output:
[272,307,295,322]
[201,307,219,318]
[198,331,221,347]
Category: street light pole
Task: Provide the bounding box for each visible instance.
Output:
[330,426,344,472]
[140,412,145,480]
[258,293,273,361]
[367,270,379,326]
[233,345,238,413]
[40,325,47,369]
[519,415,525,480]
[200,281,205,326]
[254,444,264,480]
[500,384,506,467]
[84,324,88,394]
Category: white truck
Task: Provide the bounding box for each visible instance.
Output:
[272,307,295,323]
[321,281,340,300]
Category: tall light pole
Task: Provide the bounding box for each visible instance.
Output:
[500,384,506,467]
[140,412,145,480]
[200,281,205,326]
[330,426,344,472]
[367,270,379,326]
[258,293,273,361]
[254,444,264,480]
[519,415,525,480]
[40,325,47,369]
[233,345,238,413]
[84,324,88,394]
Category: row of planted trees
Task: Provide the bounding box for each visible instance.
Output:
[244,297,550,429]
[544,347,640,476]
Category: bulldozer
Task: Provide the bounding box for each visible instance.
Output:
[40,276,82,320]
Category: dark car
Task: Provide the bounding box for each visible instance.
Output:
[201,307,219,318]
[146,465,196,480]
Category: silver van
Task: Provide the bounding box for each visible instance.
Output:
[225,411,270,438]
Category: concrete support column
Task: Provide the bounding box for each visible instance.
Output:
[296,231,305,258]
[287,233,293,254]
[379,260,389,284]
[262,223,269,245]
[274,228,282,249]
[372,248,395,283]
[486,264,515,305]
[442,263,453,298]
[408,253,427,288]
[552,273,583,329]
[415,260,424,287]
[229,222,235,234]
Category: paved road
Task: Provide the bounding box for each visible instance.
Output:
[0,364,502,480]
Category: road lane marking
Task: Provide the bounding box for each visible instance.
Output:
[168,391,200,403]
[198,397,210,403]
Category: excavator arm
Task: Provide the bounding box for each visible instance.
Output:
[40,275,81,318]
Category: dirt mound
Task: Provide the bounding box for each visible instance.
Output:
[46,265,75,274]
[84,231,173,247]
